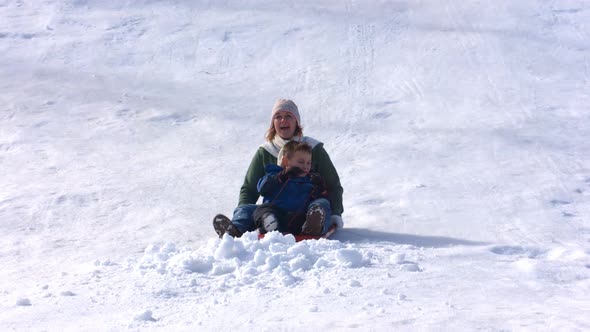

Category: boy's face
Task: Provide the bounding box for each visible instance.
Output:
[286,151,312,176]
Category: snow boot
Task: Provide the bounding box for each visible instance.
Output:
[260,212,279,234]
[301,205,325,235]
[213,214,241,238]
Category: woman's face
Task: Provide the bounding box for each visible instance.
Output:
[273,110,297,139]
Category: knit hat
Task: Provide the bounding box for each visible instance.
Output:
[271,99,301,124]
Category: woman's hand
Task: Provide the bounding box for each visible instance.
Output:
[331,215,344,229]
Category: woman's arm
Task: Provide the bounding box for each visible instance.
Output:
[312,145,344,215]
[238,149,266,206]
[309,173,330,200]
[238,147,278,206]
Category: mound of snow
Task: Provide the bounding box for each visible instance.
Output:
[136,232,369,288]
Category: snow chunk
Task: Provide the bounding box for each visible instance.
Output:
[16,298,31,306]
[168,253,213,274]
[94,259,116,266]
[287,242,312,256]
[349,279,362,287]
[399,263,422,272]
[263,254,281,271]
[211,261,237,276]
[390,253,406,264]
[289,255,313,271]
[260,231,296,245]
[144,244,161,255]
[335,249,365,268]
[134,310,157,322]
[313,258,332,269]
[60,291,76,296]
[252,249,268,266]
[214,235,246,260]
[182,257,213,273]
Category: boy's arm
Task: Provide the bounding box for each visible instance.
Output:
[257,173,281,196]
[257,166,303,195]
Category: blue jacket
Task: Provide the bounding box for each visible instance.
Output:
[257,164,328,214]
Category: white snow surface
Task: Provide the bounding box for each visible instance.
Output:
[2,0,590,330]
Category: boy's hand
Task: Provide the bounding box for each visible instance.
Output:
[278,166,304,181]
[286,166,304,177]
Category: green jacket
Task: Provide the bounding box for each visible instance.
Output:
[238,142,344,215]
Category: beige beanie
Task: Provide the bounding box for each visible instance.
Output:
[271,99,301,124]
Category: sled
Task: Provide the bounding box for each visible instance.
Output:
[257,223,337,242]
[214,214,337,241]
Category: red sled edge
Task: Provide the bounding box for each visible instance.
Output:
[258,224,338,242]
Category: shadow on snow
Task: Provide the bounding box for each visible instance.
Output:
[333,228,489,248]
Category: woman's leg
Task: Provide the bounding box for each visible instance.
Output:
[231,204,258,234]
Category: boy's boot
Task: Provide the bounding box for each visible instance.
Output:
[213,214,241,238]
[261,213,279,234]
[302,205,325,235]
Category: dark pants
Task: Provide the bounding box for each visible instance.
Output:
[234,198,332,235]
[253,203,306,234]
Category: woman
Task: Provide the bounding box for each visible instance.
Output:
[214,99,344,237]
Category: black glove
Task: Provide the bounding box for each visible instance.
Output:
[310,174,323,186]
[286,166,304,177]
[278,166,304,181]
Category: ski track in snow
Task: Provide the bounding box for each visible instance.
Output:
[1,0,590,330]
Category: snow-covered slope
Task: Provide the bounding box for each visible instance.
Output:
[1,0,589,330]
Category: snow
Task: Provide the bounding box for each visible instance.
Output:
[1,0,590,330]
[133,310,157,322]
[15,298,31,307]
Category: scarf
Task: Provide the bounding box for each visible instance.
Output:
[261,135,321,161]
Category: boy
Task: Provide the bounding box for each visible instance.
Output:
[213,141,332,237]
[254,141,332,235]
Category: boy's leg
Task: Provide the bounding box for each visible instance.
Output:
[302,198,332,235]
[231,204,258,234]
[252,204,280,234]
[285,212,306,234]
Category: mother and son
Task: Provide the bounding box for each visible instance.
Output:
[213,99,344,238]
